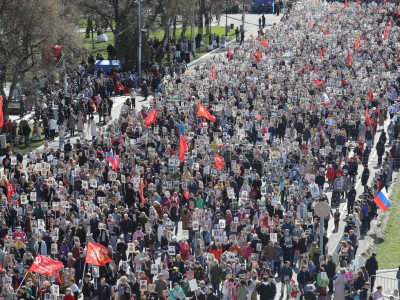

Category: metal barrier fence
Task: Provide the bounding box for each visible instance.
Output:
[370,275,399,298]
[331,233,344,267]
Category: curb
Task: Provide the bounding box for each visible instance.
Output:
[187,38,238,67]
[377,269,397,274]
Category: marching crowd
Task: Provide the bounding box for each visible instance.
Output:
[1,0,400,300]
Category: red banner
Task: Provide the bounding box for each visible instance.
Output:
[86,241,112,266]
[214,154,225,170]
[198,104,216,122]
[145,108,157,128]
[28,255,64,276]
[179,134,189,162]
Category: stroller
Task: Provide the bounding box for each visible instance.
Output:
[331,189,341,206]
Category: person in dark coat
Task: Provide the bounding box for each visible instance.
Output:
[348,157,358,184]
[325,255,336,293]
[347,186,357,215]
[209,261,223,298]
[297,266,312,291]
[256,276,276,300]
[97,278,112,300]
[362,147,370,166]
[361,165,370,193]
[375,139,385,165]
[365,253,378,291]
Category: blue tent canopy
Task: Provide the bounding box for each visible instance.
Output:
[94,60,122,73]
[252,0,275,13]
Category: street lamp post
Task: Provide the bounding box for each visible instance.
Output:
[192,0,196,57]
[137,0,142,87]
[242,0,245,32]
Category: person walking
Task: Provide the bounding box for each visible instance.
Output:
[256,276,276,300]
[77,113,84,135]
[280,261,293,299]
[68,113,76,137]
[365,253,378,291]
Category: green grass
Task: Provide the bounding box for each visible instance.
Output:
[19,139,46,156]
[78,19,88,29]
[10,125,48,156]
[374,183,400,269]
[80,31,115,59]
[80,26,236,66]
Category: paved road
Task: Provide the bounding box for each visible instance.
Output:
[3,11,399,299]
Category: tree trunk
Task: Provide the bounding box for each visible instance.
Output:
[2,72,18,120]
[198,0,206,39]
[180,20,189,41]
[205,13,210,35]
[161,17,172,51]
[172,17,177,43]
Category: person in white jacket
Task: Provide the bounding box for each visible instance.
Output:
[48,117,57,141]
[89,116,97,140]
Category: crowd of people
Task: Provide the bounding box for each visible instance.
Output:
[1,0,400,300]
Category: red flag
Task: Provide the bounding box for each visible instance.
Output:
[355,35,360,50]
[29,254,64,275]
[307,19,311,26]
[377,7,380,12]
[184,189,189,199]
[179,134,188,162]
[314,66,318,73]
[356,0,359,5]
[198,103,216,122]
[313,78,325,86]
[227,46,233,60]
[368,89,372,102]
[86,241,112,266]
[389,21,392,26]
[140,178,146,203]
[214,154,225,170]
[211,66,215,79]
[256,113,262,120]
[255,36,259,41]
[306,64,309,70]
[366,108,371,126]
[383,26,387,39]
[6,181,13,200]
[262,38,269,48]
[347,49,351,67]
[0,263,3,271]
[145,108,157,128]
[319,47,323,61]
[254,49,262,62]
[54,271,61,283]
[344,0,347,8]
[0,96,3,128]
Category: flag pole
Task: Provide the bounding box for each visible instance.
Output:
[15,272,29,294]
[80,262,87,289]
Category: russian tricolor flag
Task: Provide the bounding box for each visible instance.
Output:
[374,188,390,211]
[322,93,331,106]
[107,149,119,171]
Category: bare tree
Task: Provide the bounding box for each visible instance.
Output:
[0,0,81,118]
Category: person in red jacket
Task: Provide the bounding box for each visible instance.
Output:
[63,288,75,300]
[180,239,190,261]
[326,164,335,187]
[209,242,223,261]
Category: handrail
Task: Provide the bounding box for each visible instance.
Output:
[370,275,399,298]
